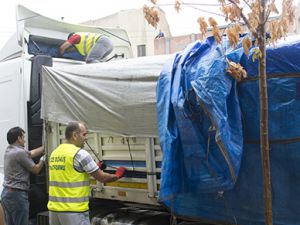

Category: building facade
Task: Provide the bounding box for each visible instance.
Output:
[81,8,171,57]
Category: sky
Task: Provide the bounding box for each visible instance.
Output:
[0,0,233,49]
[0,0,298,49]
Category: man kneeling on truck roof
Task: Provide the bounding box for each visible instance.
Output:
[48,121,126,225]
[59,32,114,63]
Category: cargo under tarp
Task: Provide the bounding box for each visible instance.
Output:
[41,55,170,136]
[157,35,300,225]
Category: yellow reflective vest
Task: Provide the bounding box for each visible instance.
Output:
[73,32,101,56]
[47,143,90,212]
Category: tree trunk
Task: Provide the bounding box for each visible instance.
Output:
[258,0,273,224]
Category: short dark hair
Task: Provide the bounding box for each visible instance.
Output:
[67,32,75,40]
[7,127,25,144]
[65,122,81,140]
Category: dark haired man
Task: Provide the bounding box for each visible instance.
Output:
[48,121,125,225]
[1,126,44,225]
[59,32,113,63]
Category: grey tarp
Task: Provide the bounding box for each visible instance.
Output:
[41,55,171,136]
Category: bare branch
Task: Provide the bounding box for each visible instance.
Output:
[241,0,251,9]
[264,11,272,25]
[264,0,278,25]
[184,4,226,18]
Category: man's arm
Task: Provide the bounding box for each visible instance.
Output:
[30,160,44,175]
[75,150,125,183]
[30,146,44,158]
[59,41,72,56]
[18,149,44,174]
[90,169,119,183]
[91,166,126,183]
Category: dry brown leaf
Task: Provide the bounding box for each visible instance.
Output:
[280,18,289,33]
[282,0,296,25]
[212,27,222,44]
[208,17,218,27]
[197,17,208,36]
[231,5,241,21]
[227,24,242,49]
[226,59,247,81]
[227,26,239,48]
[143,5,160,28]
[248,11,259,36]
[221,5,230,22]
[242,36,252,57]
[265,0,296,45]
[150,0,157,4]
[175,0,181,13]
[208,17,221,43]
[276,23,284,38]
[246,1,260,36]
[234,24,243,33]
[268,2,279,14]
[220,4,241,22]
[268,20,280,45]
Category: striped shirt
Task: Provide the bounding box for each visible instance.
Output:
[73,149,98,174]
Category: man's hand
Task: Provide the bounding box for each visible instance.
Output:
[115,167,126,179]
[97,161,107,170]
[40,155,46,162]
[59,41,72,57]
[30,146,44,158]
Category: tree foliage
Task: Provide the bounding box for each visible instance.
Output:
[143,0,296,81]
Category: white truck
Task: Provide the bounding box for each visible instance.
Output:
[0,5,171,225]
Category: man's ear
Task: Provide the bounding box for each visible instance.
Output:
[17,136,22,143]
[71,132,77,142]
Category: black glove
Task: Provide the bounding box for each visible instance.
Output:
[97,161,107,170]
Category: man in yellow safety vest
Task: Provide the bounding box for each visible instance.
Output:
[59,32,113,63]
[47,121,125,225]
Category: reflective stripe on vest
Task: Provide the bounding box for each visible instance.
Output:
[49,196,89,203]
[74,32,101,56]
[49,181,90,188]
[47,143,90,212]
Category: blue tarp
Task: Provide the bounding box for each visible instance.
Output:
[28,37,84,61]
[157,35,300,225]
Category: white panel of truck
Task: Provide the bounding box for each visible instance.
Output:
[0,58,24,173]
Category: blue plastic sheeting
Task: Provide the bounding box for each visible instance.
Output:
[157,35,300,225]
[28,38,84,61]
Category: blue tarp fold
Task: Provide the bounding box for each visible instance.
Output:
[157,36,244,195]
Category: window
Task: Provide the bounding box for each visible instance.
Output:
[137,45,146,57]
